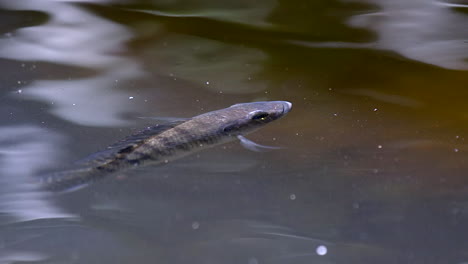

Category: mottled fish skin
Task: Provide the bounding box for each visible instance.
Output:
[43,101,292,192]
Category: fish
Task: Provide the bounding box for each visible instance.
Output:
[41,101,292,192]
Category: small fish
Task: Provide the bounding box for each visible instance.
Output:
[42,101,292,192]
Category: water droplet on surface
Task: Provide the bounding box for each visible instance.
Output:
[289,194,296,200]
[316,245,327,256]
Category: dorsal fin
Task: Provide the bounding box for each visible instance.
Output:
[76,120,188,166]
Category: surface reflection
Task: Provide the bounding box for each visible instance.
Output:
[0,0,144,126]
[0,125,73,222]
[281,0,468,70]
[108,0,468,70]
[347,0,468,70]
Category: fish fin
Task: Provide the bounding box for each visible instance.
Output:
[76,120,188,166]
[137,116,190,122]
[237,135,281,152]
[106,120,188,149]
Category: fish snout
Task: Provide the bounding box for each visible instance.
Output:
[281,101,292,114]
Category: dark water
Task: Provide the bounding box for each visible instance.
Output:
[1,0,468,263]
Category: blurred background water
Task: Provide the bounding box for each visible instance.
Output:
[0,0,467,263]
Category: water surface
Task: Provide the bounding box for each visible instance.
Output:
[1,0,468,263]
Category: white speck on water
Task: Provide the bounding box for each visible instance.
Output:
[264,91,268,94]
[328,87,333,91]
[272,137,276,141]
[129,96,134,100]
[316,245,327,256]
[377,145,383,149]
[115,79,119,83]
[455,135,459,139]
[333,113,338,116]
[454,148,459,153]
[17,89,22,94]
[164,159,169,164]
[191,222,200,229]
[206,81,210,85]
[289,194,296,200]
[373,108,378,112]
[21,63,25,68]
[144,99,148,103]
[219,91,223,94]
[72,103,76,106]
[248,77,252,81]
[17,81,21,84]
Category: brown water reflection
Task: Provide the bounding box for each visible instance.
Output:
[0,0,468,263]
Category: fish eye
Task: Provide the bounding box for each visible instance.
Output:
[251,112,270,121]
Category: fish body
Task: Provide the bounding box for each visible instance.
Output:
[43,101,292,192]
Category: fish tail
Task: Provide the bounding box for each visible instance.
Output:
[40,168,105,193]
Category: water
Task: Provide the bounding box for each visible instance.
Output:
[0,0,467,263]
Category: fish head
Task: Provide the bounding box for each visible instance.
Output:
[214,101,292,136]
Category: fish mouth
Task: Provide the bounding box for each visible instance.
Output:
[281,101,292,114]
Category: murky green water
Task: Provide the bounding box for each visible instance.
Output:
[1,0,467,263]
